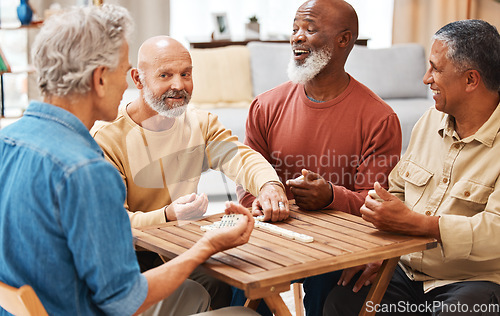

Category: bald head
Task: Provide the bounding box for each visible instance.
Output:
[132,36,194,118]
[289,0,359,84]
[137,36,191,71]
[298,0,358,44]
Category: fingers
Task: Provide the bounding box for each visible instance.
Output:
[374,181,391,201]
[360,204,375,223]
[256,183,289,222]
[175,192,197,204]
[224,201,254,242]
[224,201,251,217]
[251,199,264,217]
[337,266,361,287]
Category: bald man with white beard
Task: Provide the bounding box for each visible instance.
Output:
[91,36,288,310]
[235,0,402,314]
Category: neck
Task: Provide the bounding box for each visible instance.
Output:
[453,91,500,139]
[127,99,176,131]
[44,94,95,130]
[304,69,350,102]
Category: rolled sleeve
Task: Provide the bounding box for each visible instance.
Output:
[100,274,148,315]
[439,214,473,260]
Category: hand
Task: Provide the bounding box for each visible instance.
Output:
[165,193,208,221]
[286,169,333,210]
[361,182,441,240]
[204,202,254,253]
[252,182,289,222]
[361,182,411,232]
[337,261,382,292]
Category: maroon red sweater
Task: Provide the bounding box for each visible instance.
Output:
[239,77,402,215]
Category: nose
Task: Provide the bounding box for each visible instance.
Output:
[422,66,433,85]
[291,30,306,45]
[170,75,184,91]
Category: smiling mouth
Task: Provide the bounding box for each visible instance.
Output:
[431,89,440,95]
[293,49,311,59]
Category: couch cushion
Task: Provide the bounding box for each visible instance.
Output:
[385,98,434,153]
[247,41,291,96]
[345,43,428,99]
[190,45,253,107]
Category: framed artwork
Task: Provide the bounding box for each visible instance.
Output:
[212,12,230,40]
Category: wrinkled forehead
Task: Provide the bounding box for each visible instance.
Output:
[296,0,324,20]
[141,46,192,71]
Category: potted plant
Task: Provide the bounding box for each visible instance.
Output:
[245,15,260,40]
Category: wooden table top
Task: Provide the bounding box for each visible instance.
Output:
[132,204,437,300]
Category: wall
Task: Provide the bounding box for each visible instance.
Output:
[170,0,394,49]
[476,0,500,31]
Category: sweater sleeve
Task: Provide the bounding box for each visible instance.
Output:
[92,125,168,228]
[325,113,402,215]
[203,108,280,199]
[237,98,272,207]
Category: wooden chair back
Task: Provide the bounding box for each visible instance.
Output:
[0,281,48,316]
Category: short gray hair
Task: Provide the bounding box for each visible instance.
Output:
[31,4,133,97]
[433,19,500,92]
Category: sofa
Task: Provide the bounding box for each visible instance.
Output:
[120,42,434,201]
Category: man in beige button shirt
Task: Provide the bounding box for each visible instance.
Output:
[324,19,500,315]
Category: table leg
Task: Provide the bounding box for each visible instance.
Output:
[244,298,261,310]
[263,294,292,316]
[359,257,399,316]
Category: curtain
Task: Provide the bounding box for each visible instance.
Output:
[392,0,477,52]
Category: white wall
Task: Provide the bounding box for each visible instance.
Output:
[170,0,394,49]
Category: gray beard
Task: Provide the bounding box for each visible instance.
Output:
[142,84,190,118]
[287,48,332,84]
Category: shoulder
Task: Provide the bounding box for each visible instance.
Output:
[349,77,396,116]
[413,107,444,131]
[249,81,301,116]
[90,110,131,148]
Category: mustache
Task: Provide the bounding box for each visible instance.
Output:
[161,89,190,100]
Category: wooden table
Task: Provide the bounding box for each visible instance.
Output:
[133,203,436,316]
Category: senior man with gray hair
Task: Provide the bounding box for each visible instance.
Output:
[324,19,500,315]
[0,4,259,316]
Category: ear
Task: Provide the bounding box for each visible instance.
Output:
[337,30,352,48]
[92,66,107,98]
[464,69,480,92]
[131,68,143,89]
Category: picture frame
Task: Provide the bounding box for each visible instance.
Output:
[212,12,230,40]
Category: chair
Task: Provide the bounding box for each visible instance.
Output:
[0,281,48,316]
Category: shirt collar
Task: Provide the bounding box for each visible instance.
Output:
[23,101,103,154]
[438,103,500,147]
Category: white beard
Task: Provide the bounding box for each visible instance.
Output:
[142,81,189,118]
[287,47,332,84]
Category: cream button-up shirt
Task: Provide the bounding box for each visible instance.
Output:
[389,104,500,292]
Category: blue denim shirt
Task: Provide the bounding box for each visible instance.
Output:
[0,102,148,315]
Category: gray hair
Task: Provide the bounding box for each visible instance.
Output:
[433,19,500,93]
[31,4,133,97]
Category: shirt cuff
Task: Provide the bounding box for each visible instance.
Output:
[259,180,285,192]
[128,208,168,228]
[100,274,148,315]
[439,214,473,260]
[323,181,336,210]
